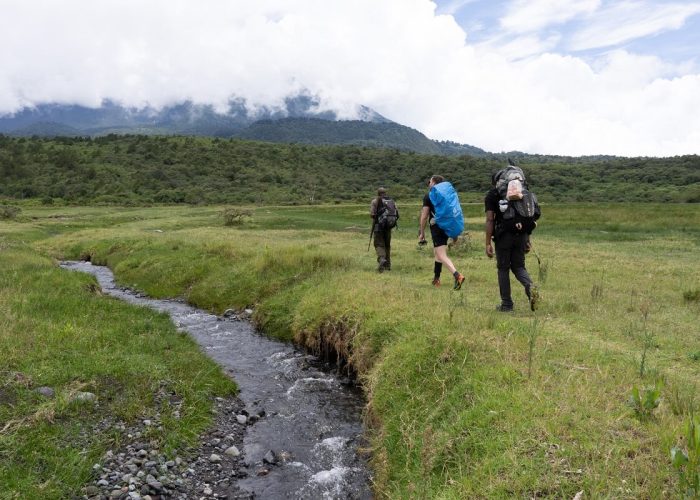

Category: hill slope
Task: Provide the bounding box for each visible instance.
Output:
[0,100,487,156]
[233,117,456,155]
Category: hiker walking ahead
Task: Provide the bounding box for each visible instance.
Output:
[418,175,465,290]
[485,162,540,311]
[370,187,398,272]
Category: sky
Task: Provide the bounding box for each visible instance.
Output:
[1,0,699,156]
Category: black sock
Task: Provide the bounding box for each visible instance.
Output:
[453,271,460,278]
[434,262,442,278]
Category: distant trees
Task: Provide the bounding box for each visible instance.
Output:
[0,134,697,205]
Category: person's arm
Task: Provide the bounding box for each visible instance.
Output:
[419,206,430,241]
[369,199,377,219]
[485,210,495,258]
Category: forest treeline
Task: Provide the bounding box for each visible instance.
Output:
[0,134,698,205]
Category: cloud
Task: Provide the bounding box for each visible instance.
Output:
[569,1,700,50]
[0,0,699,156]
[499,0,602,34]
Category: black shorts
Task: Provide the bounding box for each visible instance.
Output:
[430,223,449,247]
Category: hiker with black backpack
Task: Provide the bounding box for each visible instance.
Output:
[485,160,541,312]
[418,175,466,290]
[370,187,399,272]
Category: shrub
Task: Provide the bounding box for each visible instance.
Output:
[671,416,700,497]
[0,205,21,220]
[222,208,253,226]
[683,289,700,303]
[628,381,662,420]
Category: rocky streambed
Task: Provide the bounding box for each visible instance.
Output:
[62,261,372,499]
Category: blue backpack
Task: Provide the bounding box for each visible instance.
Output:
[429,181,464,238]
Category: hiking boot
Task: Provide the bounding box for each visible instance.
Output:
[453,273,465,290]
[496,304,514,313]
[529,285,540,311]
[432,277,441,287]
[377,257,387,273]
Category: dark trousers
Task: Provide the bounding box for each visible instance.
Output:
[495,232,532,308]
[374,228,391,267]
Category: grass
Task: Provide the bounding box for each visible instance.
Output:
[0,232,236,499]
[1,201,700,498]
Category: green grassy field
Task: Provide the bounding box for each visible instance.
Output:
[2,202,700,498]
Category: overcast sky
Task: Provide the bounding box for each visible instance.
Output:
[1,0,699,156]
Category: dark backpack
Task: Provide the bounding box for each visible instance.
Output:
[376,197,399,229]
[494,166,541,235]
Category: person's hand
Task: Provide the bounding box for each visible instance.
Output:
[418,230,425,241]
[485,243,494,258]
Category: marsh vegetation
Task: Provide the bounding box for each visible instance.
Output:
[1,202,699,498]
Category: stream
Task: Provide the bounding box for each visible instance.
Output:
[61,261,372,499]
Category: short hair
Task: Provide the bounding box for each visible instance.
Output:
[429,175,445,184]
[377,187,387,196]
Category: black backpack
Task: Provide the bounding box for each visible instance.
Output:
[376,197,399,229]
[494,166,540,235]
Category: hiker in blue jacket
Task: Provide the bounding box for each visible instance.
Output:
[418,175,465,290]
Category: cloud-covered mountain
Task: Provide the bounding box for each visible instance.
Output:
[0,95,389,136]
[0,97,485,156]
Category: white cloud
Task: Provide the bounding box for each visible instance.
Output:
[477,33,561,60]
[569,1,700,50]
[499,0,602,34]
[0,0,699,156]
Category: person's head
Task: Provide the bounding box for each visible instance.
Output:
[377,187,387,197]
[491,171,501,186]
[428,175,445,188]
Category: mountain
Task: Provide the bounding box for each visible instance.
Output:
[0,96,388,137]
[233,117,455,154]
[0,97,486,156]
[7,121,82,137]
[233,118,487,156]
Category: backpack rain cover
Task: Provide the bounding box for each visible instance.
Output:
[429,181,464,238]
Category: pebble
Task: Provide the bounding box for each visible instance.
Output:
[148,480,163,491]
[84,395,247,499]
[224,446,240,457]
[236,415,247,425]
[72,391,97,402]
[263,450,277,465]
[35,386,55,398]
